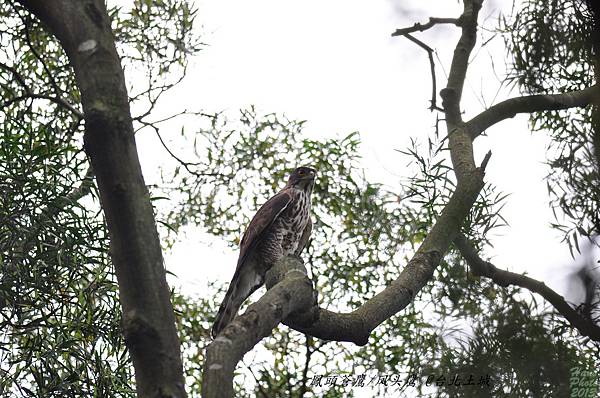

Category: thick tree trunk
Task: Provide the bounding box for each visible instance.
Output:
[16,1,186,396]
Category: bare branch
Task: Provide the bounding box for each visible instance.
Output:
[0,60,82,118]
[391,17,461,37]
[465,85,600,139]
[297,335,314,398]
[480,150,492,171]
[399,33,442,111]
[131,67,187,122]
[204,2,490,395]
[137,120,231,179]
[454,234,600,342]
[283,0,487,347]
[1,93,83,118]
[0,61,31,93]
[21,10,61,96]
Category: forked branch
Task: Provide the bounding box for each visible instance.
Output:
[391,17,462,37]
[203,0,600,395]
[204,2,488,396]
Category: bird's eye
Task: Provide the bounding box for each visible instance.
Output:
[298,170,305,175]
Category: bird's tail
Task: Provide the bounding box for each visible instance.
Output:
[211,282,242,338]
[211,267,260,338]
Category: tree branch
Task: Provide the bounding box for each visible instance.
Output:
[297,335,313,398]
[395,33,442,111]
[1,93,83,118]
[282,0,488,349]
[0,60,82,118]
[465,85,600,139]
[454,234,600,342]
[391,17,461,37]
[16,1,187,396]
[36,166,94,223]
[202,257,315,398]
[441,0,482,127]
[203,2,490,395]
[0,166,95,312]
[21,10,62,96]
[137,120,232,180]
[0,61,31,93]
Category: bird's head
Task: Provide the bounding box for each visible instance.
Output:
[287,166,316,191]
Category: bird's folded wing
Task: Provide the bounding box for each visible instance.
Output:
[235,189,293,272]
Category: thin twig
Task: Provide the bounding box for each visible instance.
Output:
[244,362,270,398]
[142,122,202,168]
[138,121,228,179]
[130,65,188,122]
[402,33,442,111]
[22,12,61,95]
[0,55,81,119]
[1,93,83,118]
[391,17,461,37]
[133,109,216,132]
[391,14,464,111]
[0,61,31,93]
[298,334,314,398]
[480,150,492,171]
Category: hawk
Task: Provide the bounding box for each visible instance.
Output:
[211,166,316,338]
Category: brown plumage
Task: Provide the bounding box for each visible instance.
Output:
[211,166,316,338]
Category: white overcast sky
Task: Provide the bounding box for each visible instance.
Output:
[135,0,591,303]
